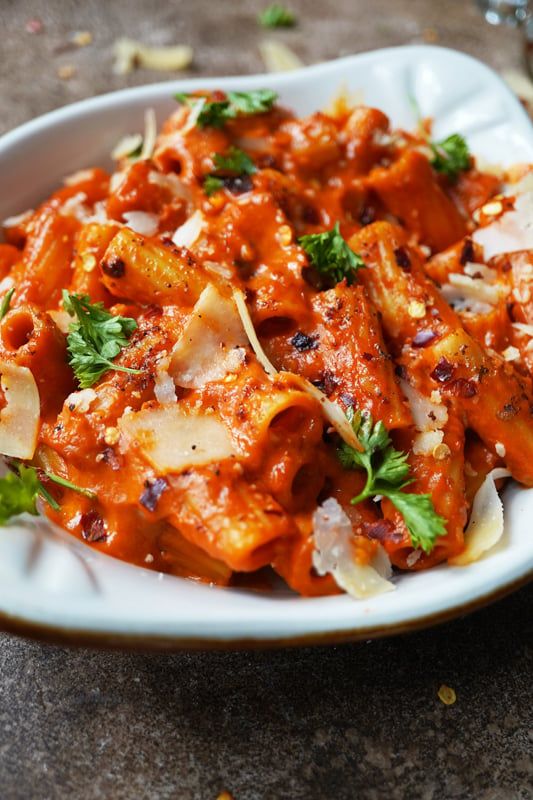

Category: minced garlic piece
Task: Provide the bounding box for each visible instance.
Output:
[438,685,456,705]
[495,441,506,457]
[71,30,93,47]
[277,225,293,246]
[104,426,120,446]
[502,345,520,362]
[82,254,97,272]
[57,64,76,80]
[407,300,426,319]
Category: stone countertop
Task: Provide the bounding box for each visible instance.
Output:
[0,1,532,798]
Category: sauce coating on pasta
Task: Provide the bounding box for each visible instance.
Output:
[1,90,532,597]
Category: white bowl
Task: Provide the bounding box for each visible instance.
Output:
[1,46,532,649]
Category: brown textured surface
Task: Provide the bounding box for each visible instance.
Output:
[0,1,532,798]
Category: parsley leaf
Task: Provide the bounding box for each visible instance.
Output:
[203,175,225,197]
[203,147,257,196]
[0,463,59,524]
[176,89,278,129]
[62,291,141,389]
[380,489,447,554]
[338,410,446,554]
[227,89,278,115]
[0,288,14,320]
[298,222,365,286]
[213,147,256,176]
[430,133,470,180]
[259,4,296,27]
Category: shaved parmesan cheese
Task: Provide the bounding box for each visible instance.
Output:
[111,133,143,161]
[140,108,157,161]
[233,290,277,377]
[463,262,497,281]
[442,273,509,309]
[204,261,234,280]
[118,405,235,472]
[449,468,510,566]
[59,192,90,221]
[48,309,71,335]
[122,210,159,236]
[259,40,304,73]
[412,429,444,456]
[110,170,127,193]
[289,374,365,453]
[502,345,520,362]
[406,549,422,567]
[154,354,177,405]
[170,285,247,389]
[64,388,97,414]
[172,210,204,248]
[473,192,533,260]
[148,170,191,201]
[233,289,364,452]
[63,169,96,187]
[113,38,193,75]
[401,380,448,433]
[0,277,14,295]
[312,498,394,599]
[2,209,33,228]
[512,321,533,337]
[0,361,40,459]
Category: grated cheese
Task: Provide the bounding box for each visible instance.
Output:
[259,40,304,73]
[113,38,193,75]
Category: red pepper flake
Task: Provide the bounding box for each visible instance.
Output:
[394,246,411,271]
[312,370,339,397]
[395,364,407,380]
[25,17,44,34]
[140,478,168,512]
[290,331,318,352]
[412,329,438,348]
[81,511,107,542]
[449,378,478,398]
[101,256,126,278]
[359,205,376,227]
[362,519,403,544]
[430,357,455,384]
[497,401,519,420]
[459,238,474,266]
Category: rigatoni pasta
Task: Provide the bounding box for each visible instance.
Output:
[0,86,532,598]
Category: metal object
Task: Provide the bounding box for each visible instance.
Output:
[476,0,529,26]
[524,13,533,80]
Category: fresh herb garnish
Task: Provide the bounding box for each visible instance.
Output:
[259,4,296,27]
[44,471,96,499]
[0,288,14,320]
[175,89,278,129]
[203,147,257,195]
[0,463,60,524]
[430,133,470,180]
[203,175,225,197]
[298,222,365,286]
[62,291,141,389]
[338,409,446,553]
[213,147,256,176]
